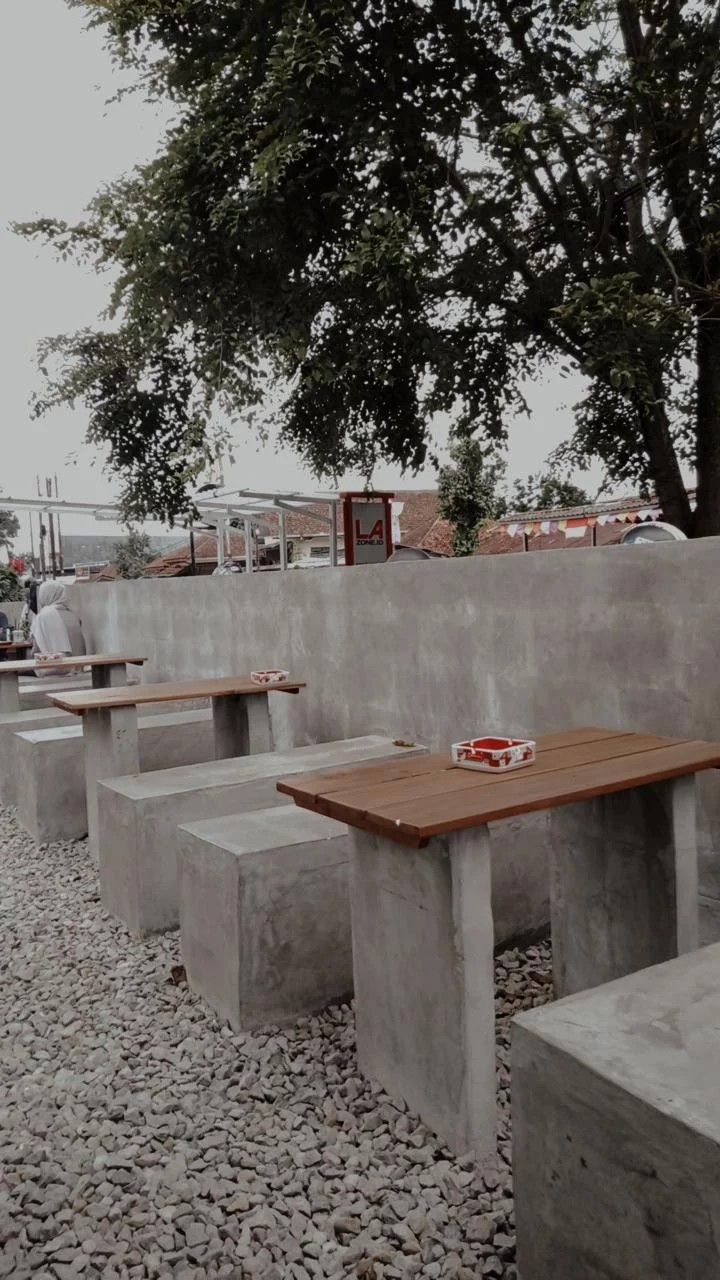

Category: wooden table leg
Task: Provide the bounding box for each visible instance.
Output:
[348,825,496,1161]
[0,675,20,714]
[83,705,140,861]
[212,693,274,759]
[549,776,699,998]
[91,663,128,690]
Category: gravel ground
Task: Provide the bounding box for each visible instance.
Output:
[0,805,552,1280]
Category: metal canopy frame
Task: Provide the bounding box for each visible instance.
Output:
[2,488,343,575]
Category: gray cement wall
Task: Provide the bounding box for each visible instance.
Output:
[71,539,720,945]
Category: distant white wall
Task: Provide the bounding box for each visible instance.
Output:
[72,539,720,945]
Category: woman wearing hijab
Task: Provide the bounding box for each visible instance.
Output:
[31,582,85,675]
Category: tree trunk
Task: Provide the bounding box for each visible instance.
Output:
[635,375,694,534]
[693,312,720,538]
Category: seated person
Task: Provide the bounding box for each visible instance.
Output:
[31,582,86,676]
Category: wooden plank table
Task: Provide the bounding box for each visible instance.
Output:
[279,726,720,1161]
[0,639,33,666]
[0,653,147,714]
[51,674,305,855]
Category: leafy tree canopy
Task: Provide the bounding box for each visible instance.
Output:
[0,510,20,552]
[437,437,507,555]
[512,472,590,513]
[16,0,720,532]
[113,528,155,578]
[0,567,23,604]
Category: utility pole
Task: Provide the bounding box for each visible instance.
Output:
[46,478,58,579]
[54,475,64,572]
[28,514,36,576]
[36,475,47,580]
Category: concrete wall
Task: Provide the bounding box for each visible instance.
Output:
[71,539,720,945]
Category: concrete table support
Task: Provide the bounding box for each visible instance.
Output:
[85,706,140,858]
[91,663,131,691]
[549,776,699,998]
[212,692,273,758]
[348,825,496,1161]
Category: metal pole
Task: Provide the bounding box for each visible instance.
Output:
[279,511,288,570]
[48,512,58,579]
[329,502,338,567]
[39,515,47,581]
[189,526,197,575]
[215,516,225,571]
[244,518,254,572]
[54,475,64,571]
[28,512,36,574]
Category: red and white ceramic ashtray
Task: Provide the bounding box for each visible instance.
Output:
[251,669,290,685]
[451,735,536,773]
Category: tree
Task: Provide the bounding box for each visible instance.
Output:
[15,0,720,533]
[512,473,590,514]
[437,438,507,556]
[0,510,20,555]
[114,529,155,579]
[0,567,23,604]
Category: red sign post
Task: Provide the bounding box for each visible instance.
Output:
[341,493,394,566]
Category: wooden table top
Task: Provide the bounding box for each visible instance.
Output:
[0,653,147,676]
[0,640,32,652]
[50,674,306,714]
[278,726,720,847]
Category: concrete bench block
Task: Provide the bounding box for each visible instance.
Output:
[0,708,76,807]
[18,674,92,712]
[15,709,215,844]
[96,736,427,937]
[179,806,351,1029]
[512,942,720,1280]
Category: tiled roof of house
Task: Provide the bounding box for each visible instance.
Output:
[87,484,675,581]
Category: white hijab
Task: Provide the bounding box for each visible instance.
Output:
[32,582,78,655]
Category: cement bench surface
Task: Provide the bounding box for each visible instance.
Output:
[512,942,720,1279]
[179,805,351,1029]
[96,736,427,936]
[15,709,215,844]
[0,707,76,806]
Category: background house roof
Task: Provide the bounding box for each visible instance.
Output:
[87,486,679,581]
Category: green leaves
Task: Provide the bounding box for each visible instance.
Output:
[15,0,720,529]
[437,437,507,556]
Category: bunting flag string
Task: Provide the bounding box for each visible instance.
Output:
[503,507,662,539]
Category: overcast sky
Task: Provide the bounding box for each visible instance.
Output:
[0,0,591,548]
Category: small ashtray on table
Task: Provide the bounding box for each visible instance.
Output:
[451,735,536,773]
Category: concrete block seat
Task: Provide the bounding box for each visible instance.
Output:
[18,674,92,713]
[0,707,75,807]
[15,709,215,844]
[179,806,351,1030]
[513,942,720,1280]
[96,736,427,936]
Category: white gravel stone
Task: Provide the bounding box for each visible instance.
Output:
[0,806,552,1279]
